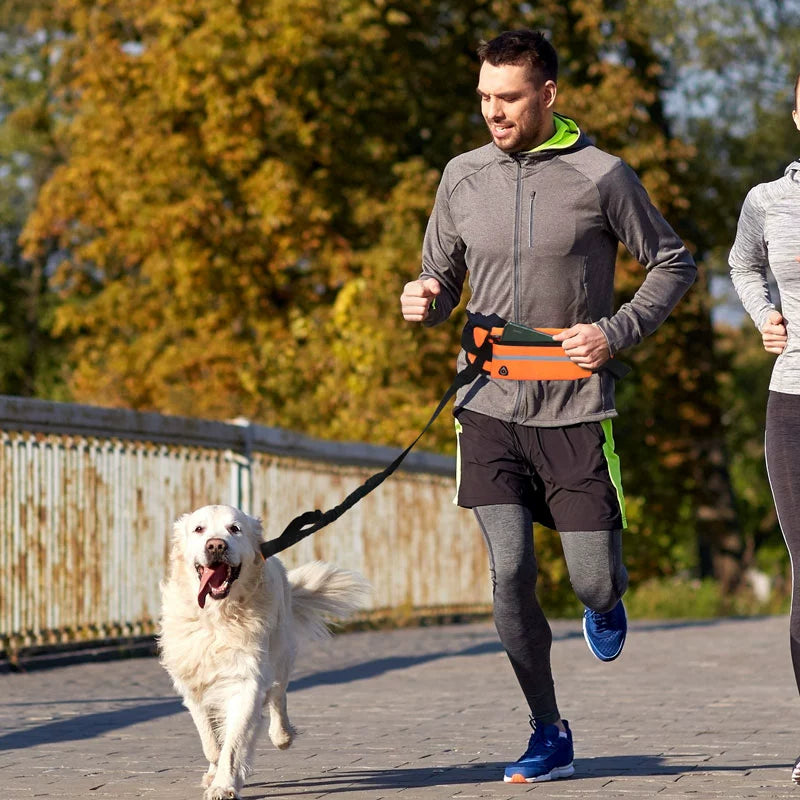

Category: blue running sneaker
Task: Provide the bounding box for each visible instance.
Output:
[503,720,575,783]
[583,600,627,662]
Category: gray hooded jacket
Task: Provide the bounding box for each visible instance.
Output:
[420,126,697,426]
[729,159,800,394]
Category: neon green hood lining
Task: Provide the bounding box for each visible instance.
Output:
[528,113,580,153]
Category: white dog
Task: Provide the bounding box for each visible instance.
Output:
[159,504,370,800]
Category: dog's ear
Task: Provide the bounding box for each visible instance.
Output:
[166,513,192,572]
[245,513,263,537]
[244,514,265,564]
[172,512,191,539]
[233,511,262,541]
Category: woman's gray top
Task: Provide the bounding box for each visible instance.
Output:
[729,159,800,394]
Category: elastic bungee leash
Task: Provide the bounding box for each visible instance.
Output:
[260,322,630,559]
[259,335,494,559]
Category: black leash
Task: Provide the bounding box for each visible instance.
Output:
[260,337,494,558]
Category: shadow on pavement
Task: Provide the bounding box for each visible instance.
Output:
[292,616,782,701]
[0,698,182,751]
[1,617,776,751]
[253,755,783,795]
[0,640,507,751]
[291,638,504,692]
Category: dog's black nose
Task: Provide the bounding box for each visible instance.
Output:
[205,538,228,559]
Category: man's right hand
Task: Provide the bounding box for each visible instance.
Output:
[400,277,441,322]
[762,309,788,355]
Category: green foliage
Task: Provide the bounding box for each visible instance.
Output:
[0,0,68,397]
[623,576,787,619]
[716,322,786,558]
[645,0,800,273]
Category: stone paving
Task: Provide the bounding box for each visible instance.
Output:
[1,615,799,799]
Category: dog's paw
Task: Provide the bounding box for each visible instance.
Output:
[204,786,240,800]
[201,766,216,788]
[269,719,296,750]
[269,726,294,750]
[271,730,293,750]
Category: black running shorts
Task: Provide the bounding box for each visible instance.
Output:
[454,408,626,531]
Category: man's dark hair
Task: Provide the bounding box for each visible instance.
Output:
[477,30,558,85]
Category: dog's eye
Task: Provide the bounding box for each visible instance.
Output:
[194,525,205,534]
[228,524,241,534]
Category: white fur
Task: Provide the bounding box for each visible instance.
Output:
[158,504,370,800]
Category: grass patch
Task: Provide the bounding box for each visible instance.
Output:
[624,576,789,620]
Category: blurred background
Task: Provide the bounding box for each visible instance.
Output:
[1,0,799,629]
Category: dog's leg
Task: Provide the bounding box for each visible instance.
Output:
[266,683,294,749]
[205,680,265,800]
[184,697,221,788]
[265,621,296,750]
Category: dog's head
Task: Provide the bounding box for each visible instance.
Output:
[171,504,264,609]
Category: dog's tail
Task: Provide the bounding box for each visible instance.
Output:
[287,561,371,640]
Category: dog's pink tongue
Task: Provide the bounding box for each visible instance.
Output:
[197,565,227,609]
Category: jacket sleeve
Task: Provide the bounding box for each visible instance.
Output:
[418,164,468,327]
[728,187,775,332]
[594,161,697,354]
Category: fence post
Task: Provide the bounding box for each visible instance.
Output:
[227,418,253,513]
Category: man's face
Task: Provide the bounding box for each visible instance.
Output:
[477,61,557,153]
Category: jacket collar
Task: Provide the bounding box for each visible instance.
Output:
[491,128,592,169]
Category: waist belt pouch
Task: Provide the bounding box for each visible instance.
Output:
[469,324,592,381]
[490,330,592,380]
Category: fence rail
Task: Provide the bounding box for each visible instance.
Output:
[0,396,490,660]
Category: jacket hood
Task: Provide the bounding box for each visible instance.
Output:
[785,160,800,183]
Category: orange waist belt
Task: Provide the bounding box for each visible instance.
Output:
[468,324,593,381]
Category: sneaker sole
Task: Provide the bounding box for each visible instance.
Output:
[582,616,625,662]
[504,763,575,783]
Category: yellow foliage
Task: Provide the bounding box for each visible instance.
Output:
[22,0,706,463]
[13,0,748,593]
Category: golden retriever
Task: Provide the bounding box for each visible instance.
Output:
[158,504,370,800]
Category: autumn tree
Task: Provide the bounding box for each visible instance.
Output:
[642,0,800,589]
[22,0,740,596]
[22,0,484,426]
[645,0,799,279]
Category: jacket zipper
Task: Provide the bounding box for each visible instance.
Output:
[513,158,522,320]
[512,158,524,419]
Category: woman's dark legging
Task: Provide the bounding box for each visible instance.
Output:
[765,390,800,695]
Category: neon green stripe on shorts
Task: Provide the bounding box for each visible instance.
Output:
[601,418,627,529]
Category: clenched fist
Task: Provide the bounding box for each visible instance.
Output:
[400,277,441,322]
[762,309,788,355]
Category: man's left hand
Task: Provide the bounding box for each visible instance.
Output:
[552,324,611,370]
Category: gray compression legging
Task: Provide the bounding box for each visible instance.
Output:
[765,391,800,696]
[474,503,628,725]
